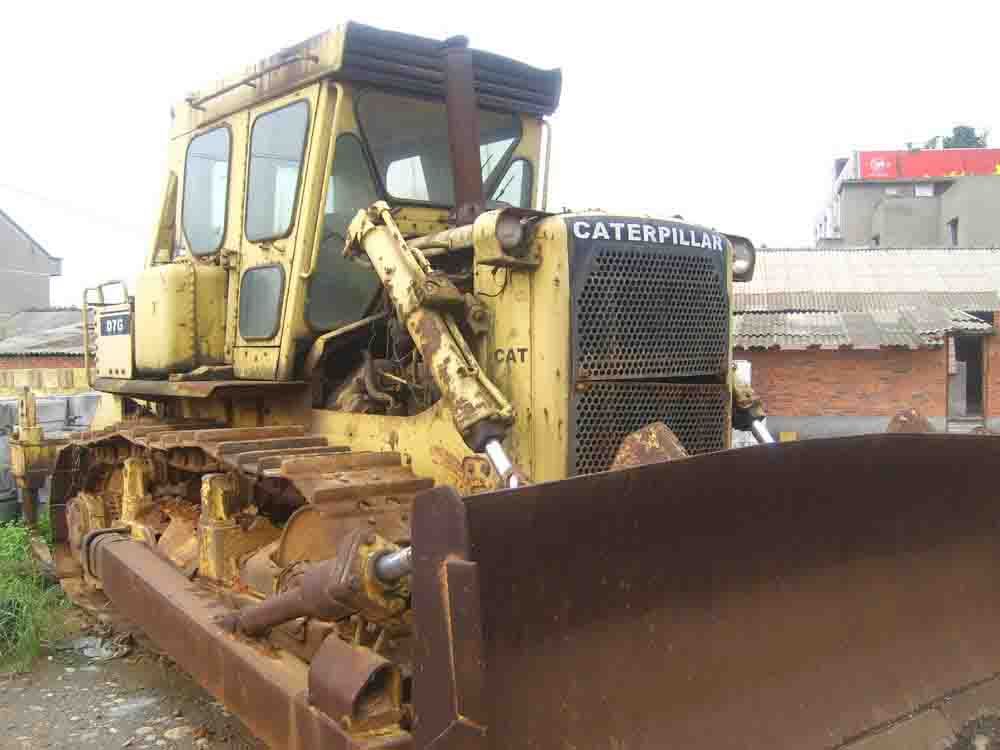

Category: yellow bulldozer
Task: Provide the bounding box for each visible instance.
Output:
[12,21,1000,750]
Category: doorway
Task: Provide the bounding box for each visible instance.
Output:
[948,333,987,430]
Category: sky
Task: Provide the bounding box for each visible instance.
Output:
[3,0,1000,305]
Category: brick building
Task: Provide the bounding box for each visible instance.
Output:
[0,308,86,394]
[0,308,94,516]
[734,248,999,437]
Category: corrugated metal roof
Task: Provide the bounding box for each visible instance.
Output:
[734,308,991,351]
[735,248,1000,312]
[951,309,994,332]
[736,290,999,313]
[0,322,84,356]
[0,308,81,338]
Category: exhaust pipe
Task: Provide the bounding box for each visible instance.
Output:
[442,36,484,225]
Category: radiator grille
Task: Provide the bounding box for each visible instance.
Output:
[572,382,729,475]
[575,248,728,380]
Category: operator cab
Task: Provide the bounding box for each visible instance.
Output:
[84,24,556,390]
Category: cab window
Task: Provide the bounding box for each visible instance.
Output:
[246,101,310,241]
[491,159,533,208]
[239,265,284,339]
[182,127,231,255]
[357,90,521,205]
[307,135,381,331]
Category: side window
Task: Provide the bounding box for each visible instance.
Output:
[246,101,310,241]
[386,157,430,202]
[239,265,284,340]
[491,159,533,208]
[183,127,231,254]
[307,135,381,331]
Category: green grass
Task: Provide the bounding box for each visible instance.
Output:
[0,520,66,673]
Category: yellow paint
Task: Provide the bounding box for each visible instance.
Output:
[77,24,738,494]
[311,402,482,491]
[134,262,227,376]
[476,216,573,481]
[198,472,281,583]
[95,302,134,379]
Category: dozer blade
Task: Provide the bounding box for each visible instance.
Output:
[411,433,1000,750]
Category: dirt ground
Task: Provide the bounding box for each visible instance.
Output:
[0,611,266,750]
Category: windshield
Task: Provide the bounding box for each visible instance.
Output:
[356,90,522,205]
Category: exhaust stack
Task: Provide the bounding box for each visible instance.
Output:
[442,36,484,225]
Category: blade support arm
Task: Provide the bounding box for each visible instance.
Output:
[346,203,515,452]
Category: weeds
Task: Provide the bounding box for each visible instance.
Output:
[0,520,65,672]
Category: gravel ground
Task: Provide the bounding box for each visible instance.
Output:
[0,612,266,750]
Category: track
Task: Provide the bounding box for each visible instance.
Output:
[45,419,429,749]
[53,419,430,644]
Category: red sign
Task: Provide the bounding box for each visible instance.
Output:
[859,149,1000,179]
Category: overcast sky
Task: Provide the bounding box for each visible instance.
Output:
[3,0,999,305]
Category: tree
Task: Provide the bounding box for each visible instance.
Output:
[928,126,989,149]
[945,126,988,148]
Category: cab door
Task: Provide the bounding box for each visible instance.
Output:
[172,110,248,366]
[234,85,319,380]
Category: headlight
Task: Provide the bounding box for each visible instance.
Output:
[495,212,525,254]
[473,209,532,264]
[726,234,756,283]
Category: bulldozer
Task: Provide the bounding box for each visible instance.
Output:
[12,21,1000,750]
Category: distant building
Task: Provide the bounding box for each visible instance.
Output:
[0,308,85,395]
[0,307,92,515]
[0,208,61,313]
[815,149,1000,248]
[735,247,1000,437]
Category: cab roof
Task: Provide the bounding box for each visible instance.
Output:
[172,21,562,138]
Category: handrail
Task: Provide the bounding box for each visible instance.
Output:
[186,54,319,110]
[83,279,129,306]
[82,291,94,388]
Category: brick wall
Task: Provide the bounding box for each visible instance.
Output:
[0,356,82,370]
[986,336,1000,420]
[740,348,947,417]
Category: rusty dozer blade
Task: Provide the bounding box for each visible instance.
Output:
[411,433,1000,750]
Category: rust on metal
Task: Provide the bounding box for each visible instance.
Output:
[275,506,333,566]
[93,535,411,749]
[234,445,348,475]
[309,635,404,734]
[610,421,688,470]
[157,505,200,576]
[413,433,1000,750]
[441,35,484,226]
[91,377,308,400]
[223,528,408,638]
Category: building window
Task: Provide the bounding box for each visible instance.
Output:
[915,183,934,198]
[948,218,959,246]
